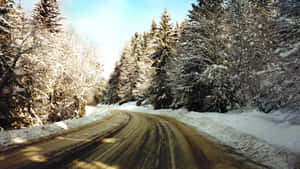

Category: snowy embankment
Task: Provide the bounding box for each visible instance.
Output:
[0,107,111,152]
[101,102,300,169]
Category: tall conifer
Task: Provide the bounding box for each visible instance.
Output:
[32,0,62,33]
[148,8,177,109]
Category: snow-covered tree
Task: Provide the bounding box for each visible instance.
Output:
[0,0,14,34]
[104,34,141,104]
[256,0,300,111]
[0,0,45,128]
[147,8,177,109]
[168,0,237,112]
[32,0,62,33]
[0,0,104,129]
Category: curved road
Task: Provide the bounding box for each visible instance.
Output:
[0,110,268,169]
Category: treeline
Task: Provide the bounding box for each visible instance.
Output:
[103,0,300,113]
[102,9,185,108]
[0,0,104,129]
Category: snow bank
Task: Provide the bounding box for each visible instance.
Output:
[101,102,300,169]
[0,106,111,151]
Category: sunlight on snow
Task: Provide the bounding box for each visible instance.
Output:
[12,136,27,144]
[56,121,69,130]
[74,160,119,169]
[56,136,92,142]
[21,146,48,162]
[101,138,118,143]
[28,154,48,162]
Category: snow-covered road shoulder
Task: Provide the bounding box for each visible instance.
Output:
[0,106,111,152]
[102,102,300,169]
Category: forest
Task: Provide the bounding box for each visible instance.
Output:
[0,0,300,129]
[103,0,300,113]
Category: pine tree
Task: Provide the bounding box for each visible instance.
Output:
[188,0,224,24]
[0,0,44,128]
[104,61,122,104]
[223,0,274,106]
[0,0,14,127]
[149,19,158,39]
[118,33,140,103]
[170,0,237,112]
[0,0,14,34]
[148,8,177,109]
[134,32,154,105]
[104,34,141,104]
[256,0,300,109]
[32,0,62,33]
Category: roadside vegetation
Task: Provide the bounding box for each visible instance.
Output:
[1,0,299,129]
[103,0,300,113]
[0,0,104,129]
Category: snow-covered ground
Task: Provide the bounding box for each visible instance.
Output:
[100,102,300,169]
[0,107,111,152]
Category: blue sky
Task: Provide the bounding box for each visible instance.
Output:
[21,0,195,76]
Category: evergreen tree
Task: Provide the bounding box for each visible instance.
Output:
[118,33,140,103]
[0,0,14,127]
[171,0,274,112]
[32,0,62,33]
[0,0,43,128]
[103,61,122,104]
[148,8,177,109]
[224,0,274,106]
[104,34,141,104]
[149,19,158,40]
[171,0,231,112]
[135,32,155,105]
[0,0,13,34]
[256,0,300,109]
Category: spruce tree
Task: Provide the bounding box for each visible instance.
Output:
[118,33,140,103]
[0,0,43,128]
[105,34,141,104]
[134,32,154,105]
[0,0,14,126]
[0,0,13,34]
[104,61,122,104]
[148,8,177,109]
[171,0,236,112]
[32,0,62,33]
[149,19,158,39]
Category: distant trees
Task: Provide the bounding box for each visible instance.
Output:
[103,35,140,104]
[104,8,180,108]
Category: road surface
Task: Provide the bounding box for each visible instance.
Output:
[0,110,268,169]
